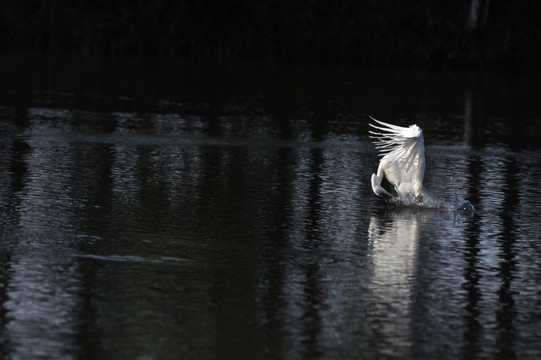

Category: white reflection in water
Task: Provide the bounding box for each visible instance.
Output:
[367,210,422,356]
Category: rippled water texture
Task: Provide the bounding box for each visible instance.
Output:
[1,56,541,359]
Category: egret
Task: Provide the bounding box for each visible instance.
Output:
[369,117,432,200]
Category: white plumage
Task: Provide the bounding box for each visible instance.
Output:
[369,117,429,199]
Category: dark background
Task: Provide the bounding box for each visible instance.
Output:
[2,0,540,70]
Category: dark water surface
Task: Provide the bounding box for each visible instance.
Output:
[1,55,541,359]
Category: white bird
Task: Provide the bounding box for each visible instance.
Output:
[369,117,430,200]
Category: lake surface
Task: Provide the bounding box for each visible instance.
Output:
[1,54,541,359]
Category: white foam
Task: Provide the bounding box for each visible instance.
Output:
[387,194,475,213]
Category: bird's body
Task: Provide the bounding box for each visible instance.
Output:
[369,117,430,200]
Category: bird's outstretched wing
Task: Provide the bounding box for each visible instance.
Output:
[369,117,426,197]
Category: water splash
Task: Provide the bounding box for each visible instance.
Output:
[387,193,475,213]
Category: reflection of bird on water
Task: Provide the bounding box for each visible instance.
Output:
[369,117,432,201]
